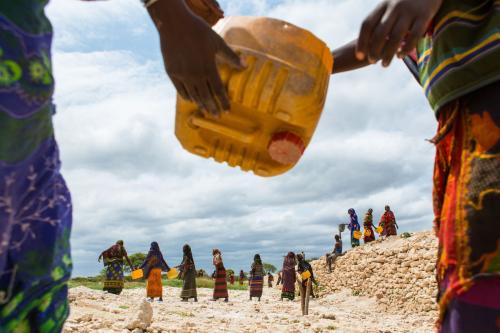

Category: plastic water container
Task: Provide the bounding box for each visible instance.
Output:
[353,230,362,240]
[167,268,179,279]
[375,226,383,234]
[301,270,312,280]
[131,269,144,280]
[175,16,333,177]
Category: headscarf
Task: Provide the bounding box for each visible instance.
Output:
[253,254,262,265]
[183,244,195,265]
[283,252,296,271]
[348,209,360,231]
[296,253,310,272]
[141,241,169,279]
[212,248,224,268]
[101,241,125,260]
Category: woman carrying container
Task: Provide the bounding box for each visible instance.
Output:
[363,208,376,243]
[180,244,198,302]
[281,252,297,301]
[297,253,317,299]
[249,254,265,301]
[140,242,170,302]
[348,208,361,247]
[212,249,229,302]
[99,240,134,295]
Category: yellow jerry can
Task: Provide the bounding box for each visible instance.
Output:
[131,269,144,280]
[376,226,383,234]
[175,16,333,177]
[167,267,179,279]
[301,270,312,280]
[364,229,372,237]
[353,230,362,240]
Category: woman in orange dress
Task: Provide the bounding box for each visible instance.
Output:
[140,242,170,302]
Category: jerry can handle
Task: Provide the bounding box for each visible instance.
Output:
[190,115,256,143]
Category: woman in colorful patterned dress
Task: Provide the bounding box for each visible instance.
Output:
[0,0,240,331]
[363,208,376,243]
[212,249,228,302]
[379,205,398,238]
[180,244,197,302]
[281,252,297,301]
[99,240,134,295]
[249,254,265,301]
[140,242,170,302]
[347,208,361,247]
[329,0,499,329]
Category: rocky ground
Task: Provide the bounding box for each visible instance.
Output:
[64,285,434,333]
[64,231,438,333]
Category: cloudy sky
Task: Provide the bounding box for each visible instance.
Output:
[46,0,436,277]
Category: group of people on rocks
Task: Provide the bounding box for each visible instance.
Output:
[324,205,398,273]
[347,205,398,247]
[98,241,317,304]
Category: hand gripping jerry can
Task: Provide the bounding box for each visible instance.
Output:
[175,16,333,177]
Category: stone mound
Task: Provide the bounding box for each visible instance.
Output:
[311,231,438,314]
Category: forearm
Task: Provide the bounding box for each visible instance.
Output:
[147,0,192,31]
[332,40,370,74]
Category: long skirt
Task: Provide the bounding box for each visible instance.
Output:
[213,267,228,299]
[281,271,295,300]
[146,268,163,298]
[249,276,263,297]
[363,226,376,242]
[431,82,500,331]
[383,223,397,237]
[351,234,360,247]
[181,268,197,299]
[104,261,124,294]
[239,277,244,285]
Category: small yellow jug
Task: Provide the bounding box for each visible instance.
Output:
[175,16,333,177]
[364,229,372,237]
[167,268,179,280]
[353,230,362,240]
[376,226,383,234]
[131,269,143,280]
[301,270,311,280]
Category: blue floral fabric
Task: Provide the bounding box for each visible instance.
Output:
[0,1,73,332]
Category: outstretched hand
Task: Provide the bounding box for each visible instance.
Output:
[148,0,245,116]
[355,0,443,67]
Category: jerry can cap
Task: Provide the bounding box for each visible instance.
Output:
[268,131,305,165]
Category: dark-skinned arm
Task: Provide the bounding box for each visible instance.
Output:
[332,39,371,74]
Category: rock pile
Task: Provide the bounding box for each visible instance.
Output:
[311,231,438,315]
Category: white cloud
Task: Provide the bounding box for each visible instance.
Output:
[47,0,437,276]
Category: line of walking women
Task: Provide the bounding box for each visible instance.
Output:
[99,242,269,302]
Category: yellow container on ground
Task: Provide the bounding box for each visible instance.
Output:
[175,16,333,177]
[167,268,179,279]
[131,269,143,280]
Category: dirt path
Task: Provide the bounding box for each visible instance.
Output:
[64,286,435,333]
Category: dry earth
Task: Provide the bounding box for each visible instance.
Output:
[64,231,438,333]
